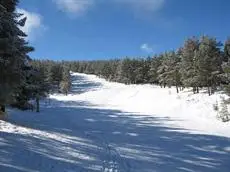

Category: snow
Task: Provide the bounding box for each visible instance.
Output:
[52,72,230,138]
[1,72,230,172]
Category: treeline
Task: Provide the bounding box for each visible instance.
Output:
[0,0,35,112]
[31,60,71,96]
[0,0,72,112]
[68,36,230,96]
[1,0,230,119]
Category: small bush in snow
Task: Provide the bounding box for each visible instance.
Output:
[217,98,230,122]
[213,101,219,111]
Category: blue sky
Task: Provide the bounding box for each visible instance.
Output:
[18,0,230,60]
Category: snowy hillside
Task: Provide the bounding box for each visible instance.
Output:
[52,72,230,138]
[1,72,230,172]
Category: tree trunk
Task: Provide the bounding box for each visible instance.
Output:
[196,87,199,93]
[208,86,211,96]
[36,96,40,112]
[211,85,215,94]
[0,104,5,112]
[176,85,179,93]
[193,87,196,94]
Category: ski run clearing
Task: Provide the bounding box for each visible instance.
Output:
[1,72,230,172]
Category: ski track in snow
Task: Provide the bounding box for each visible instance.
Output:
[1,72,230,172]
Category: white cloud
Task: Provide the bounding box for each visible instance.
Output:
[52,0,164,18]
[141,43,154,53]
[17,8,44,40]
[115,0,165,12]
[53,0,94,16]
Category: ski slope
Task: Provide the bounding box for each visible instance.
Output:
[52,72,230,137]
[1,72,230,172]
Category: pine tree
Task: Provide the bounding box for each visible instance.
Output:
[117,58,134,84]
[157,53,168,88]
[101,61,113,80]
[60,65,71,95]
[0,0,34,111]
[221,38,230,95]
[10,65,46,110]
[133,58,151,84]
[148,55,161,84]
[224,38,230,62]
[168,51,182,93]
[180,37,200,93]
[157,51,181,92]
[196,36,222,95]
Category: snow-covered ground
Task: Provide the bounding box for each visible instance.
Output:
[1,72,230,172]
[52,72,230,138]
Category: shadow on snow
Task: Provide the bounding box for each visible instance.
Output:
[0,99,230,172]
[1,73,230,172]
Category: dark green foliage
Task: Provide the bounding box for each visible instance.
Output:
[60,65,71,95]
[66,35,230,97]
[0,0,18,12]
[196,36,222,95]
[0,0,34,110]
[119,58,136,84]
[157,54,167,88]
[11,64,49,110]
[148,56,161,84]
[30,60,72,96]
[163,51,181,92]
[1,0,230,113]
[180,38,200,91]
[224,38,230,62]
[220,39,230,96]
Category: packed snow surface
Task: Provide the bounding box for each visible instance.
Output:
[52,72,230,137]
[1,72,230,172]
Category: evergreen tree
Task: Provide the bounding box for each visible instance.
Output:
[221,38,230,95]
[11,65,48,110]
[157,52,181,92]
[118,58,135,84]
[0,0,34,111]
[60,65,71,95]
[224,38,230,62]
[180,37,200,93]
[196,36,222,95]
[134,58,151,84]
[148,55,161,84]
[157,54,168,88]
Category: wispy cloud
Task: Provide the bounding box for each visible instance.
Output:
[52,0,165,18]
[17,8,45,41]
[53,0,94,16]
[140,43,154,53]
[114,0,165,13]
